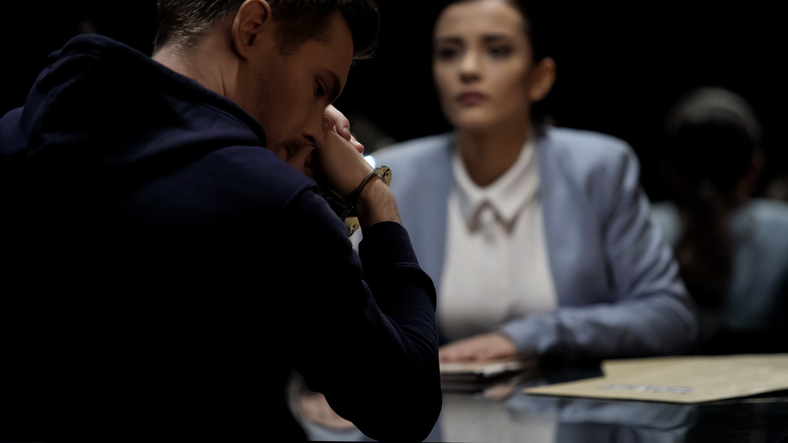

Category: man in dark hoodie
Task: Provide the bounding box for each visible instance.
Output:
[0,0,441,441]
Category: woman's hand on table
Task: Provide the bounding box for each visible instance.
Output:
[439,332,517,362]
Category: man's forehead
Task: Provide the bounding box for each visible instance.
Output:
[307,13,354,91]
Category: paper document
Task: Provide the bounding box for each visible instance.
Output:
[441,356,539,393]
[525,354,788,403]
[440,357,537,377]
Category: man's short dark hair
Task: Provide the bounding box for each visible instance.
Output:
[154,0,380,59]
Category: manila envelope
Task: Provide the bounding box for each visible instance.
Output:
[525,354,788,403]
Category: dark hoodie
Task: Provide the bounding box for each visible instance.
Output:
[0,35,440,441]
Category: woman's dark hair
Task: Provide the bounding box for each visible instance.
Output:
[437,0,556,129]
[154,0,380,60]
[662,87,762,312]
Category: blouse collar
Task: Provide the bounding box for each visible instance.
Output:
[452,132,539,232]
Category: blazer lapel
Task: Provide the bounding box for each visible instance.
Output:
[385,135,454,295]
[537,130,611,307]
[408,141,453,295]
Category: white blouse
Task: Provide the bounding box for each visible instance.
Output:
[439,137,557,342]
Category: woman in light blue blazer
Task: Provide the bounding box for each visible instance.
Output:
[370,0,697,361]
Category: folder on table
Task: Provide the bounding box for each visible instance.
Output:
[525,354,788,404]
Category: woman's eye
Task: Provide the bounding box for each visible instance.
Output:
[435,47,460,60]
[488,46,512,57]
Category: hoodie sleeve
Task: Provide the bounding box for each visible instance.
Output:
[275,188,441,442]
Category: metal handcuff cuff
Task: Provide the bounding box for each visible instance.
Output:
[329,165,392,237]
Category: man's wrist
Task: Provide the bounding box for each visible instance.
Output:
[340,166,384,220]
[356,178,401,229]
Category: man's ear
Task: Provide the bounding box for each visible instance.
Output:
[528,57,556,102]
[231,0,273,60]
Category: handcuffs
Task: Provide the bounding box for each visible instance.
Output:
[323,165,392,237]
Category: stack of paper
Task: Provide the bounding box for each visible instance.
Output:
[440,357,539,393]
[525,354,788,403]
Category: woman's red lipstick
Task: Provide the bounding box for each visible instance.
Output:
[457,92,487,106]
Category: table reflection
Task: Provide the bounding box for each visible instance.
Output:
[287,373,699,442]
[431,378,696,443]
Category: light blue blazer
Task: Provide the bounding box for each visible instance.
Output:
[371,127,698,359]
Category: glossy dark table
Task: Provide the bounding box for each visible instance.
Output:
[288,366,788,442]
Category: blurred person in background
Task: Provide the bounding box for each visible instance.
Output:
[370,0,697,363]
[652,87,788,354]
[765,173,788,202]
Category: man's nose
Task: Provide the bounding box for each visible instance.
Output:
[304,110,326,147]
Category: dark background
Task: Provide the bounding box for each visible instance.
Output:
[3,1,786,201]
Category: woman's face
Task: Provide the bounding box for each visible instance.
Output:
[433,0,550,132]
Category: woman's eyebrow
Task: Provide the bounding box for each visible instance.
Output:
[435,34,515,45]
[481,34,515,43]
[434,36,464,46]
